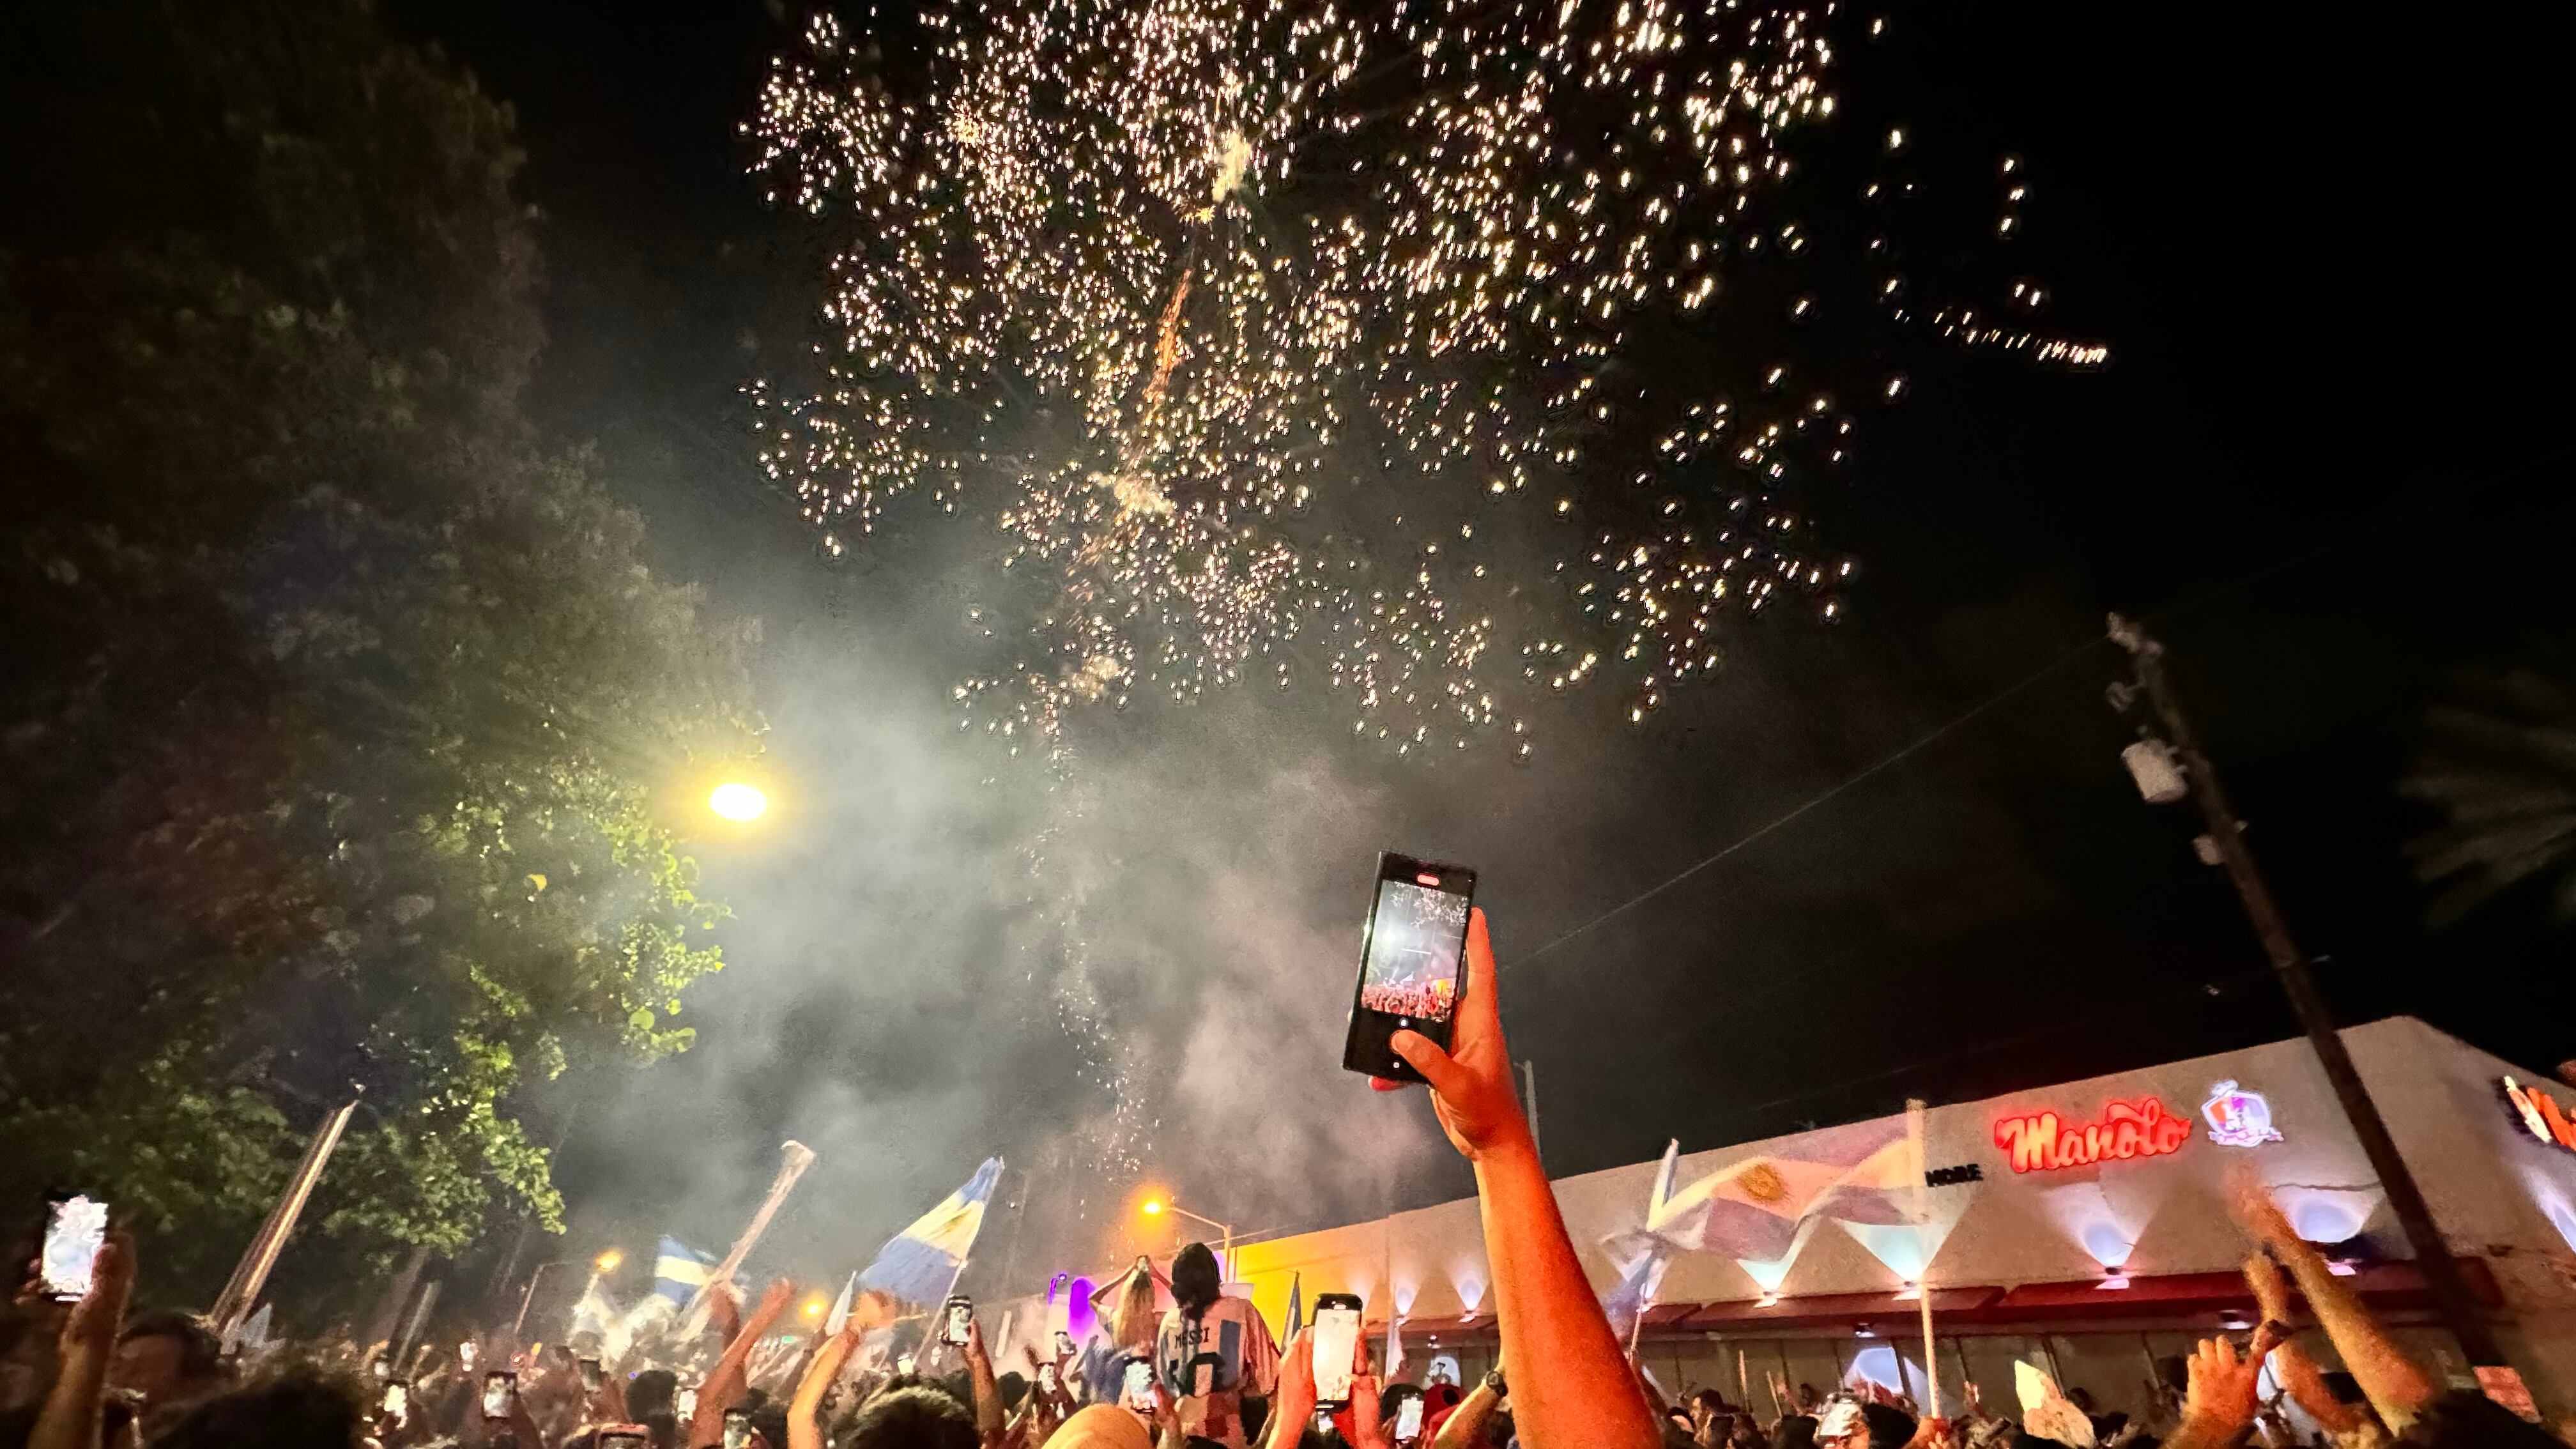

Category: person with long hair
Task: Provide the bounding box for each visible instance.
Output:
[1152,1242,1280,1449]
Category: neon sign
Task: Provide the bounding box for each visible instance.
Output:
[2503,1077,2576,1154]
[2200,1080,2283,1148]
[1994,1097,2193,1173]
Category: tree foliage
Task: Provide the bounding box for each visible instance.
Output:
[0,0,760,1305]
[2402,668,2576,927]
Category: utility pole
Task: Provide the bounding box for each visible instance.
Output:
[2108,615,2501,1367]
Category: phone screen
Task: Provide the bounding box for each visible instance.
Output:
[481,1371,515,1418]
[382,1383,408,1418]
[1342,855,1475,1081]
[722,1408,753,1449]
[459,1341,478,1370]
[1395,1395,1424,1440]
[1122,1360,1154,1410]
[677,1387,698,1420]
[1310,1301,1361,1408]
[1039,1365,1059,1394]
[578,1358,603,1392]
[39,1195,109,1301]
[943,1298,973,1346]
[1054,1331,1076,1358]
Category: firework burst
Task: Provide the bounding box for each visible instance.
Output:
[747,0,2102,757]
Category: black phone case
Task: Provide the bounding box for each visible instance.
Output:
[1340,854,1475,1082]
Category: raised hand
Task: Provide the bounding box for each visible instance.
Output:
[1375,910,1531,1162]
[2167,1337,2262,1449]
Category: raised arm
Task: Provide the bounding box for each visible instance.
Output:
[30,1231,133,1449]
[1383,910,1661,1449]
[2230,1178,2436,1430]
[691,1278,797,1449]
[963,1314,1006,1446]
[1430,1371,1505,1449]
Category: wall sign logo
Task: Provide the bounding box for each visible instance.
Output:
[2200,1080,2283,1148]
[1993,1098,2193,1173]
[2503,1077,2576,1154]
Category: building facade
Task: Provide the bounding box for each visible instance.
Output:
[994,1017,2576,1425]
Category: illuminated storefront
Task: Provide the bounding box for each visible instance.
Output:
[986,1017,2576,1427]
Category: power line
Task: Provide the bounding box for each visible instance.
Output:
[1504,487,2480,978]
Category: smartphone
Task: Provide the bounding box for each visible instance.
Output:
[676,1386,698,1420]
[1310,1294,1363,1409]
[578,1357,603,1392]
[38,1195,109,1301]
[1122,1359,1155,1411]
[599,1430,650,1449]
[381,1382,408,1418]
[1395,1395,1425,1441]
[369,1353,394,1382]
[1341,854,1476,1083]
[459,1340,479,1370]
[1039,1364,1059,1395]
[895,1353,917,1376]
[722,1407,753,1449]
[941,1294,973,1347]
[1054,1330,1077,1358]
[481,1370,516,1418]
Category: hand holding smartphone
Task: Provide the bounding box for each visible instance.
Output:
[1121,1359,1156,1414]
[480,1370,517,1420]
[1341,854,1476,1083]
[1310,1294,1363,1409]
[38,1195,109,1301]
[941,1294,974,1347]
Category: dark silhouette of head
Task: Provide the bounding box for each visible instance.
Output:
[845,1384,978,1449]
[1172,1243,1222,1319]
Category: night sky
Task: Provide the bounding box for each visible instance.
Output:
[380,0,2567,1283]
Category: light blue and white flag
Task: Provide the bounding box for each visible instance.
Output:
[858,1158,1005,1307]
[653,1236,717,1305]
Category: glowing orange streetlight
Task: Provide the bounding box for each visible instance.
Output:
[1137,1192,1233,1278]
[801,1292,830,1322]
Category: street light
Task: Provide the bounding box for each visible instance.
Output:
[1139,1194,1235,1280]
[594,1249,624,1275]
[708,782,768,822]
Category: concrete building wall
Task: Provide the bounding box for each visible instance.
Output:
[987,1017,2576,1418]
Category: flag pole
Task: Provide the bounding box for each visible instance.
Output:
[210,1089,362,1332]
[1905,1098,1938,1420]
[683,1140,818,1339]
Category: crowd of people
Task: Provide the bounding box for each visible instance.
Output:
[1,911,2561,1449]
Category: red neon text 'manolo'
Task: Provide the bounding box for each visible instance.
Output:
[1993,1097,2193,1173]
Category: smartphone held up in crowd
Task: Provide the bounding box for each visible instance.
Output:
[1121,1359,1155,1413]
[1310,1292,1363,1409]
[480,1370,516,1420]
[38,1193,109,1301]
[941,1292,974,1346]
[1342,852,1476,1083]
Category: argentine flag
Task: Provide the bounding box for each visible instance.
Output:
[859,1157,1005,1307]
[653,1236,717,1305]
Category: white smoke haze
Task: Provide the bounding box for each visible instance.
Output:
[547,564,1482,1293]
